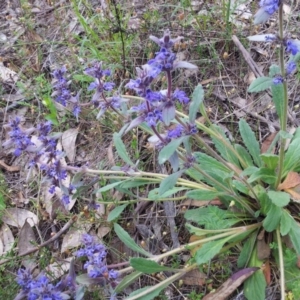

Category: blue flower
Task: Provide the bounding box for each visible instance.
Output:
[273,76,284,85]
[52,67,71,107]
[167,125,184,139]
[285,39,300,55]
[84,61,111,79]
[254,0,280,24]
[149,29,183,50]
[286,61,297,75]
[172,89,190,104]
[126,64,161,97]
[75,234,119,281]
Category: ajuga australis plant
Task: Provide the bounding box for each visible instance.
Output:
[5,1,300,299]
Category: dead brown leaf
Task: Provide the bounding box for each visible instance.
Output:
[203,268,258,300]
[181,269,206,286]
[61,128,78,162]
[261,132,277,153]
[0,160,20,172]
[262,260,271,285]
[0,223,14,255]
[18,220,37,256]
[61,222,92,253]
[257,230,270,260]
[278,172,300,191]
[2,208,38,227]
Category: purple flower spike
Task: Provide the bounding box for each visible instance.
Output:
[149,29,183,50]
[74,234,119,282]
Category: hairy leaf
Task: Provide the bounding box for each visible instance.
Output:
[159,170,183,196]
[130,258,177,274]
[248,76,273,93]
[158,136,187,164]
[113,133,134,166]
[267,190,290,207]
[237,232,257,268]
[239,119,262,167]
[260,153,279,170]
[115,271,143,293]
[114,223,152,257]
[263,204,282,232]
[289,219,300,254]
[280,210,292,236]
[189,84,204,123]
[210,125,240,166]
[234,144,254,167]
[194,238,228,265]
[185,206,239,230]
[186,189,225,200]
[107,204,128,222]
[271,83,284,125]
[283,137,300,176]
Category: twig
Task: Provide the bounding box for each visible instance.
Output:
[232,35,264,78]
[232,35,299,127]
[0,216,77,266]
[212,92,280,130]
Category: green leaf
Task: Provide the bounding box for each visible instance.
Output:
[248,76,273,92]
[96,180,125,193]
[232,180,249,195]
[210,125,240,166]
[234,144,254,167]
[42,95,58,125]
[260,153,279,170]
[0,192,6,211]
[107,204,128,222]
[73,74,93,82]
[289,219,300,254]
[113,133,134,166]
[244,246,266,300]
[248,168,276,185]
[121,180,156,189]
[130,258,177,274]
[158,136,187,164]
[263,204,282,232]
[185,206,240,230]
[244,269,266,300]
[239,119,262,167]
[269,64,280,77]
[271,83,284,124]
[186,189,225,200]
[267,190,290,207]
[237,232,257,268]
[195,152,231,175]
[159,171,183,196]
[148,187,187,200]
[189,84,204,123]
[280,210,292,236]
[194,238,228,265]
[128,285,164,300]
[283,137,300,176]
[115,271,143,293]
[114,223,152,257]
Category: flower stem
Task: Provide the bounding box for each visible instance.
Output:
[276,227,285,299]
[275,4,289,188]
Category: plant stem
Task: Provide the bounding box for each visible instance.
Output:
[275,4,289,188]
[126,263,197,300]
[276,227,285,300]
